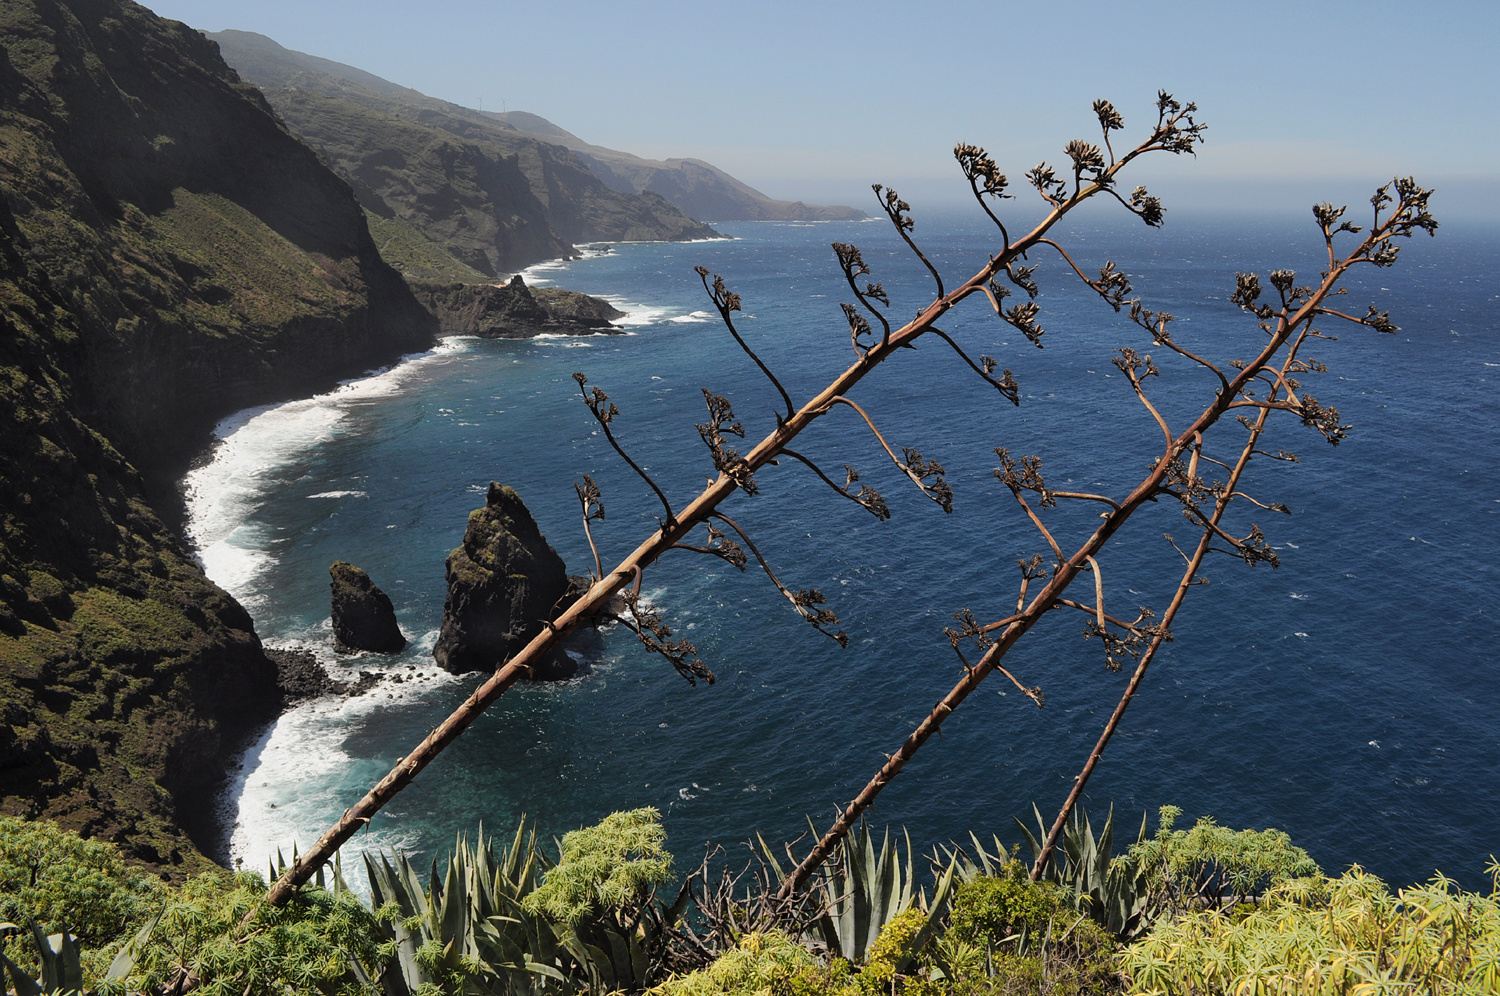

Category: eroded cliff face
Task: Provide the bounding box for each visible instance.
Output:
[0,0,437,870]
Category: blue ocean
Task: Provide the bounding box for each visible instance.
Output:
[183,206,1500,891]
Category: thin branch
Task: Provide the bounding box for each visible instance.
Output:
[928,326,1020,404]
[574,372,676,526]
[668,522,749,570]
[697,267,795,421]
[954,143,1013,247]
[874,183,944,298]
[780,448,891,520]
[832,242,892,348]
[1084,556,1106,632]
[1044,490,1123,512]
[711,513,848,647]
[819,396,953,512]
[574,474,605,581]
[1035,238,1132,311]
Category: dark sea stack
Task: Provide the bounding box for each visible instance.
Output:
[433,483,574,679]
[329,562,406,653]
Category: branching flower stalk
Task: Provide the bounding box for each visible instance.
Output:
[263,94,1427,911]
[775,179,1435,899]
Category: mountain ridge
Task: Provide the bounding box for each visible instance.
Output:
[208,30,865,229]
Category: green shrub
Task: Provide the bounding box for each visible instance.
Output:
[0,815,158,947]
[101,870,392,996]
[1120,864,1500,995]
[858,907,931,994]
[1125,806,1320,916]
[948,873,1066,948]
[650,931,817,996]
[523,807,673,925]
[943,872,1118,995]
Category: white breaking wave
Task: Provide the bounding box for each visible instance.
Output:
[602,297,674,326]
[182,341,472,602]
[518,258,570,286]
[222,628,458,894]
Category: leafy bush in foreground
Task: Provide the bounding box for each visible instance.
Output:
[3,807,1495,996]
[100,870,391,996]
[1120,863,1500,995]
[647,931,816,996]
[0,815,159,979]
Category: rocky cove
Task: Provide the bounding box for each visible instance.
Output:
[0,0,855,874]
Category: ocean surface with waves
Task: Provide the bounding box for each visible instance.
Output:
[183,207,1500,890]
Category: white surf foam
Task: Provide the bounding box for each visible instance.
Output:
[183,341,472,600]
[603,297,674,327]
[224,628,461,893]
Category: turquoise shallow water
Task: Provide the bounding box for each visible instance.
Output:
[185,209,1500,890]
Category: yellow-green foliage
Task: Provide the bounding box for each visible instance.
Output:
[523,807,674,925]
[0,815,159,980]
[651,932,817,996]
[0,815,157,945]
[100,870,392,996]
[1120,864,1500,995]
[1127,806,1321,908]
[858,907,931,994]
[940,871,1118,996]
[949,872,1068,947]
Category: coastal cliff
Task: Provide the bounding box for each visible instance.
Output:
[0,0,436,869]
[208,30,722,278]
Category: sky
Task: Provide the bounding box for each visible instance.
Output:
[144,0,1499,220]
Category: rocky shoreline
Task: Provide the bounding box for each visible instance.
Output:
[409,274,625,338]
[264,648,383,703]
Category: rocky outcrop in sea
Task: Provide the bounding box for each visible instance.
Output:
[329,562,406,654]
[407,275,625,338]
[432,483,575,679]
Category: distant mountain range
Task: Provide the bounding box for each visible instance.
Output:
[208,30,864,279]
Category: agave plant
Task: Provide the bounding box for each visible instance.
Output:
[1016,803,1150,939]
[363,822,566,996]
[363,810,691,996]
[934,831,1022,885]
[0,921,83,996]
[771,822,956,965]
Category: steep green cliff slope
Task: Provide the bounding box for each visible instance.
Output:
[0,0,436,870]
[209,30,721,277]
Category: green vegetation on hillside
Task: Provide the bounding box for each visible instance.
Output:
[3,807,1495,995]
[362,209,490,283]
[0,0,437,868]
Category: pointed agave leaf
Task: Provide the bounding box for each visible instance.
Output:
[105,907,161,983]
[1,948,42,996]
[40,930,83,995]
